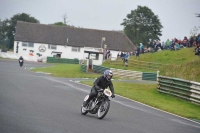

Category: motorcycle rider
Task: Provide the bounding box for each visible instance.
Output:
[18,56,24,67]
[83,69,115,109]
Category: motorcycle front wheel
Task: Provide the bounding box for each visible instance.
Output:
[81,102,88,115]
[97,101,110,119]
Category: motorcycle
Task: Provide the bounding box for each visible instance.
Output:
[81,89,112,119]
[19,60,23,67]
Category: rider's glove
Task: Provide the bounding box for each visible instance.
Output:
[111,94,115,98]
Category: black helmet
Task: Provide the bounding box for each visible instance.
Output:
[104,69,113,81]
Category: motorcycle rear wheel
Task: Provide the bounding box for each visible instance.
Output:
[97,101,110,119]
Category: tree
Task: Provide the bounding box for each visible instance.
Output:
[2,13,39,49]
[121,6,163,46]
[62,13,70,25]
[190,26,198,37]
[195,13,200,18]
[53,22,67,26]
[0,19,10,50]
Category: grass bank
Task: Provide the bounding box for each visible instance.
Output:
[103,48,200,82]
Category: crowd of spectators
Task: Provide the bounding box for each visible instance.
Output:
[103,33,200,66]
[141,33,200,56]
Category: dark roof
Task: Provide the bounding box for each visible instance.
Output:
[15,21,135,51]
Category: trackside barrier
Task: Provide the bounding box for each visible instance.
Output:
[93,65,109,74]
[47,57,79,64]
[91,65,157,81]
[142,72,157,81]
[158,76,200,105]
[110,68,143,80]
[80,65,87,73]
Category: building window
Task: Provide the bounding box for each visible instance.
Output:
[90,53,99,60]
[72,47,81,52]
[48,44,57,50]
[22,42,34,47]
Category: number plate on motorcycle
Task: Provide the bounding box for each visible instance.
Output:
[84,95,89,101]
[104,89,112,97]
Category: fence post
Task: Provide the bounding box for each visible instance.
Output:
[157,71,160,81]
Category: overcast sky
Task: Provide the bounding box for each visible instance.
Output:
[0,0,199,42]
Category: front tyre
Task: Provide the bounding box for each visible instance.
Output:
[81,102,88,115]
[97,101,110,119]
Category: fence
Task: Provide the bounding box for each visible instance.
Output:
[80,65,87,73]
[109,58,164,70]
[47,57,79,64]
[110,68,143,80]
[158,76,200,105]
[93,65,109,74]
[91,65,157,81]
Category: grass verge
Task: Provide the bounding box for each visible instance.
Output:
[81,81,200,121]
[32,64,101,78]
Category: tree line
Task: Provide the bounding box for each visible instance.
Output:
[1,6,198,51]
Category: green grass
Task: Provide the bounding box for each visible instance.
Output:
[130,48,200,65]
[32,64,101,78]
[81,81,200,121]
[103,48,200,82]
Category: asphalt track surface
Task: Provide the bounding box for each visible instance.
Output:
[0,59,200,133]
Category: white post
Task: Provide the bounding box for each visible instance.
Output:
[157,70,160,81]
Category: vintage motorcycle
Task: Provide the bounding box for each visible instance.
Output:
[81,89,112,119]
[19,59,23,67]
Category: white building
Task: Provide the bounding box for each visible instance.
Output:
[14,21,135,65]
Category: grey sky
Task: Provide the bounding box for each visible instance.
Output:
[0,0,199,43]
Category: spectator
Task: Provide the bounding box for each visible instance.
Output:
[182,36,189,47]
[195,44,200,55]
[157,41,162,50]
[136,46,140,57]
[175,42,180,50]
[157,47,162,52]
[120,52,124,58]
[123,52,130,67]
[170,39,175,50]
[165,39,170,50]
[161,42,165,50]
[117,51,121,58]
[189,36,194,47]
[140,43,144,53]
[197,34,200,45]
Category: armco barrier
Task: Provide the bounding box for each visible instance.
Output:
[47,57,79,64]
[142,72,157,81]
[93,65,110,74]
[91,66,157,81]
[110,68,143,80]
[80,65,87,73]
[158,76,200,105]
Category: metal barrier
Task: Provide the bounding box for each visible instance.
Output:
[91,65,157,81]
[142,72,157,81]
[110,58,162,70]
[110,68,143,80]
[47,57,79,64]
[80,65,87,73]
[93,65,109,74]
[158,76,200,105]
[109,58,180,71]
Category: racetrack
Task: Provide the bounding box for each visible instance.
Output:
[0,59,200,133]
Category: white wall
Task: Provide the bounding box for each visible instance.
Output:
[13,41,104,65]
[92,54,103,65]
